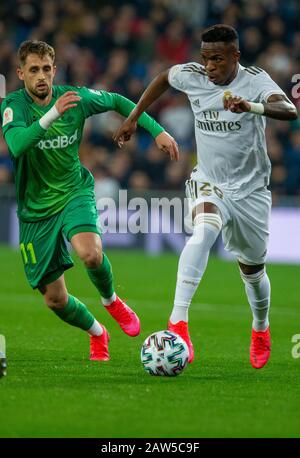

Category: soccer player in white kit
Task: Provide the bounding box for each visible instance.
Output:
[114,25,298,369]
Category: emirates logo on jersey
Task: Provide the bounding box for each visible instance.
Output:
[196,118,242,133]
[196,110,242,133]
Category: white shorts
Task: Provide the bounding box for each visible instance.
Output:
[185,178,272,265]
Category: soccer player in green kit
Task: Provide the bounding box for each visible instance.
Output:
[1,40,179,361]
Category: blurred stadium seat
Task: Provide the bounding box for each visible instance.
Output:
[0,0,299,254]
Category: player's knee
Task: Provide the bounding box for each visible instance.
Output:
[239,265,265,285]
[80,247,102,268]
[44,291,68,309]
[239,262,265,276]
[189,212,222,244]
[193,212,222,230]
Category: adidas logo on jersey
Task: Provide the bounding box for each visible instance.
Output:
[37,129,78,150]
[192,99,200,107]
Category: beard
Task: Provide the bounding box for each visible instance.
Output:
[31,84,50,100]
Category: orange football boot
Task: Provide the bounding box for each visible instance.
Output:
[106,296,140,337]
[250,327,271,369]
[90,325,110,361]
[168,320,194,363]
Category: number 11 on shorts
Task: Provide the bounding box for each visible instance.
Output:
[20,242,37,265]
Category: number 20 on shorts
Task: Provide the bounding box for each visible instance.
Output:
[20,242,37,265]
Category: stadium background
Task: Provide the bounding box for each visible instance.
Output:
[1,0,300,200]
[0,0,300,439]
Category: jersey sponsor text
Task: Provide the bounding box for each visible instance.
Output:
[37,129,78,150]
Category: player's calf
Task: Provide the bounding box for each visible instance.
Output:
[168,211,222,363]
[44,292,69,309]
[239,265,271,368]
[239,266,271,332]
[38,276,69,309]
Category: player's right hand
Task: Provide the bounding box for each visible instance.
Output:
[55,91,81,115]
[113,118,138,148]
[223,93,251,113]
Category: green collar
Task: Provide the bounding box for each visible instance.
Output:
[23,86,58,108]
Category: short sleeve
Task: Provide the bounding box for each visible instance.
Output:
[1,98,27,136]
[250,70,286,103]
[168,62,207,94]
[78,87,116,118]
[168,64,187,91]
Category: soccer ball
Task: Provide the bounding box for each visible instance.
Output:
[141,330,189,376]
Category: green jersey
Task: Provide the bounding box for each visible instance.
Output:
[1,86,164,222]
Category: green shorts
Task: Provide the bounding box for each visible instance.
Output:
[19,195,101,289]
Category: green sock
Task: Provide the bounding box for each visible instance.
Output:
[86,253,114,299]
[53,295,95,331]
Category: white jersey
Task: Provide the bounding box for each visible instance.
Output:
[168,62,286,200]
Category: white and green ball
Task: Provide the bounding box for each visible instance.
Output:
[141,330,189,376]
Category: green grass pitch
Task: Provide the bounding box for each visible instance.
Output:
[0,245,299,438]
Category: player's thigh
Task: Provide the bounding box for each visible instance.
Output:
[62,195,102,242]
[223,188,272,265]
[62,196,103,265]
[38,274,68,309]
[185,178,230,225]
[19,216,73,290]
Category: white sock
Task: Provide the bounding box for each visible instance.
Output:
[101,292,117,306]
[240,268,271,331]
[87,320,103,336]
[170,213,222,324]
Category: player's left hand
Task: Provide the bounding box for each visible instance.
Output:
[155,131,180,161]
[113,118,137,148]
[223,95,251,113]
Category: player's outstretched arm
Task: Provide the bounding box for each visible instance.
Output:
[113,70,170,143]
[261,94,298,120]
[107,80,178,160]
[3,91,81,157]
[224,93,298,120]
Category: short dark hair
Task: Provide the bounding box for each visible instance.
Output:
[18,40,55,66]
[202,24,239,46]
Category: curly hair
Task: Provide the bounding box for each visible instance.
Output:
[202,24,239,46]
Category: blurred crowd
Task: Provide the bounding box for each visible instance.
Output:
[0,0,300,201]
